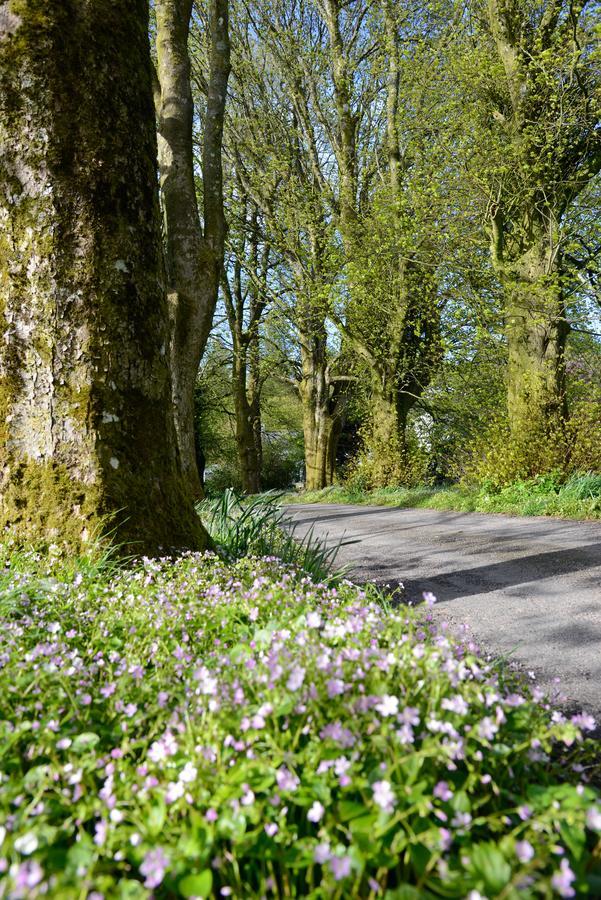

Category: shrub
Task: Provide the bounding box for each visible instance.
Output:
[460,400,601,490]
[344,428,431,492]
[0,553,600,898]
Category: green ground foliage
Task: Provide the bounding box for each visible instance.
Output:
[1,542,600,898]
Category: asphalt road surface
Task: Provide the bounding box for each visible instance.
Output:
[286,504,601,719]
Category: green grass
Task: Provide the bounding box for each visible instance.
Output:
[282,472,601,520]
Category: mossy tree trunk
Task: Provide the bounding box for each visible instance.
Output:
[486,0,600,443]
[323,0,441,479]
[495,220,568,437]
[0,0,207,553]
[154,0,230,499]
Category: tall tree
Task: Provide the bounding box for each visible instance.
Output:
[0,0,207,552]
[222,195,270,494]
[223,2,349,490]
[467,0,601,440]
[154,0,230,497]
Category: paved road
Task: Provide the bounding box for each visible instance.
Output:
[286,504,601,718]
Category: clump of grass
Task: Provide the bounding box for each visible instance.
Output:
[199,488,344,582]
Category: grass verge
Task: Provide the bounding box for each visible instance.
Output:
[282,472,601,520]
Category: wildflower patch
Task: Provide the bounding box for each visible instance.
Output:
[0,552,600,897]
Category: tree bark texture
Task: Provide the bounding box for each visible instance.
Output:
[495,221,568,435]
[154,0,230,499]
[298,326,345,492]
[486,0,589,438]
[0,0,207,552]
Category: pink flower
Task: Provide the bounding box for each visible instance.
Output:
[330,855,352,881]
[551,859,576,898]
[94,820,107,846]
[264,823,278,837]
[571,713,596,732]
[205,808,218,822]
[314,843,331,864]
[14,861,44,890]
[148,732,178,763]
[439,828,452,851]
[433,781,453,801]
[586,806,601,831]
[276,766,299,792]
[287,666,305,691]
[515,840,534,863]
[477,717,498,741]
[140,847,169,889]
[327,678,345,698]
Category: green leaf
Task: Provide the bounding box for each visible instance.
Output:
[117,880,148,899]
[470,843,511,893]
[349,813,379,836]
[338,800,367,821]
[450,790,471,813]
[23,764,50,790]
[71,732,100,752]
[147,798,166,837]
[179,870,213,898]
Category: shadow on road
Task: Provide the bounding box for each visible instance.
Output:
[384,542,601,603]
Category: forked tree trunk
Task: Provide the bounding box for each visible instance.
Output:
[154,0,230,499]
[0,0,207,553]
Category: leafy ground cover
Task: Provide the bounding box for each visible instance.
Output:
[283,473,601,521]
[1,547,601,898]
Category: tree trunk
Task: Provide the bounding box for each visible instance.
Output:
[232,353,262,495]
[0,0,207,553]
[503,244,568,437]
[154,0,230,499]
[299,332,342,491]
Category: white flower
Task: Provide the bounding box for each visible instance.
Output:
[14,832,38,855]
[307,801,325,822]
[179,762,198,784]
[372,780,395,812]
[586,806,601,832]
[241,788,255,806]
[375,695,398,717]
[165,781,185,804]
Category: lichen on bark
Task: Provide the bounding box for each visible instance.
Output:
[0,0,208,553]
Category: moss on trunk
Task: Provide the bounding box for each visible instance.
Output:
[0,0,208,553]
